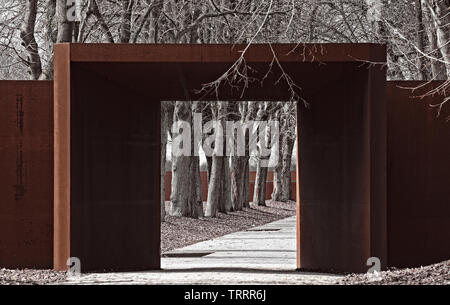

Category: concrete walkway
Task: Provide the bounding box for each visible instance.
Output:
[63,216,342,285]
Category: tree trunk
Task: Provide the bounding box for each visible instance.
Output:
[56,0,74,43]
[119,0,133,43]
[195,158,204,218]
[190,154,203,218]
[428,0,450,78]
[243,161,250,208]
[280,102,296,202]
[91,0,115,43]
[149,0,163,43]
[415,0,429,80]
[252,103,270,206]
[203,104,214,187]
[192,101,204,217]
[205,152,223,217]
[205,102,230,217]
[271,108,283,202]
[231,156,247,210]
[170,101,198,218]
[253,159,268,206]
[219,156,232,212]
[242,102,258,208]
[160,102,168,221]
[230,102,250,210]
[20,0,42,80]
[206,156,212,185]
[272,162,282,202]
[424,5,447,79]
[40,0,57,80]
[281,137,295,202]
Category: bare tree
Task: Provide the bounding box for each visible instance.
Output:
[205,102,232,217]
[425,0,450,78]
[170,101,202,218]
[252,102,271,206]
[20,0,42,80]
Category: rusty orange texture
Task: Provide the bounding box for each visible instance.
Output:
[387,81,450,268]
[0,44,448,273]
[0,81,53,269]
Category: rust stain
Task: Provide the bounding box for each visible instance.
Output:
[16,94,24,135]
[14,143,27,201]
[14,93,26,201]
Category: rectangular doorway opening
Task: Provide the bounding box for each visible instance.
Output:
[159,100,298,271]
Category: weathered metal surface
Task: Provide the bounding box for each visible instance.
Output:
[369,59,388,271]
[53,44,71,271]
[0,81,53,269]
[68,65,161,272]
[68,43,386,63]
[297,63,387,273]
[387,81,450,268]
[54,43,387,273]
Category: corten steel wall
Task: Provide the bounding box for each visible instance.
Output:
[53,43,387,273]
[68,64,161,272]
[0,81,53,269]
[387,81,450,268]
[297,59,387,273]
[164,171,297,202]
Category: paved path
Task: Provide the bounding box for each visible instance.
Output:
[63,216,342,285]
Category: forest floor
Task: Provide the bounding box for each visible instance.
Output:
[0,269,66,285]
[338,260,450,285]
[161,200,296,253]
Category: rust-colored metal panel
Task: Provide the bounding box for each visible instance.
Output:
[387,81,450,268]
[297,63,385,273]
[0,81,53,269]
[368,61,388,270]
[68,63,161,272]
[53,44,71,271]
[296,103,301,269]
[68,43,385,63]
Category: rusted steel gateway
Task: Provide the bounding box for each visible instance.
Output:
[0,44,449,273]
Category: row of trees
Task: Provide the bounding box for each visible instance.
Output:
[0,1,449,219]
[163,100,296,219]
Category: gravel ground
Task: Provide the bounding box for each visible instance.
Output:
[338,260,450,285]
[0,268,66,285]
[161,200,296,253]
